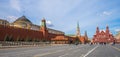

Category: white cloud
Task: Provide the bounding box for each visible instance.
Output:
[103,11,112,15]
[46,20,51,25]
[10,0,21,12]
[46,20,54,27]
[98,11,112,16]
[115,29,120,32]
[6,16,18,23]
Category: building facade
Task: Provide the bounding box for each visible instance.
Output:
[92,26,115,44]
[115,31,120,43]
[0,19,9,25]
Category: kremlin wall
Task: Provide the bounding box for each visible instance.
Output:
[0,16,89,44]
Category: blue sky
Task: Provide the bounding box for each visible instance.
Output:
[0,0,120,38]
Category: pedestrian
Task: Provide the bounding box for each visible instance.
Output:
[90,42,93,46]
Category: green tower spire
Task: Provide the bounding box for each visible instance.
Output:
[41,17,46,28]
[76,21,80,36]
[85,31,88,39]
[77,22,79,29]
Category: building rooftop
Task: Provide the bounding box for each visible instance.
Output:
[13,16,32,24]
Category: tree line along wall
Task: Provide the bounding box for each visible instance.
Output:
[0,25,44,42]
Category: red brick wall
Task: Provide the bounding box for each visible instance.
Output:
[0,25,43,41]
[0,25,77,44]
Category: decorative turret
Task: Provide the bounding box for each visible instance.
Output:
[106,25,109,34]
[96,26,99,34]
[40,18,47,31]
[84,31,88,40]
